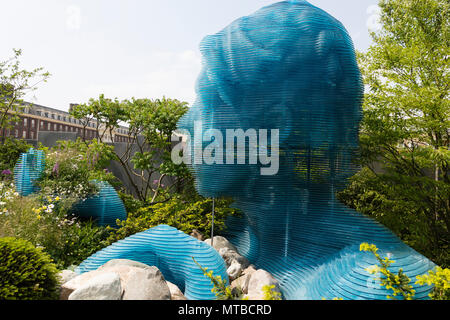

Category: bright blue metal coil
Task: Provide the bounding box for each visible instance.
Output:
[177,0,436,300]
[13,148,45,196]
[71,180,127,228]
[75,224,229,300]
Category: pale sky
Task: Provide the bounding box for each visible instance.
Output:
[1,0,380,112]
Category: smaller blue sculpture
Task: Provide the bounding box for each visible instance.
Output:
[13,148,45,196]
[76,224,229,300]
[71,180,127,228]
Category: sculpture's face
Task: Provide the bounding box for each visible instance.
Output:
[177,0,363,198]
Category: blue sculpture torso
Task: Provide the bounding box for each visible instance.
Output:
[177,0,435,299]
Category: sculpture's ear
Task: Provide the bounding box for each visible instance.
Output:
[316,30,344,89]
[262,103,292,145]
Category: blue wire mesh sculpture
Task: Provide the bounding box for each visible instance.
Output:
[71,180,127,228]
[75,224,229,300]
[13,148,45,196]
[177,0,435,300]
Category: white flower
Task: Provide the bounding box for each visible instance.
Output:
[365,265,380,274]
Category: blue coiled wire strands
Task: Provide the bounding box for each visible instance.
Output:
[177,0,436,300]
[13,148,45,196]
[76,224,229,300]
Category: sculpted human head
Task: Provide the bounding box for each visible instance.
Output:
[177,0,363,199]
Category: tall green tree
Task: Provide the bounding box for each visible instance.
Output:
[71,95,191,203]
[0,49,50,142]
[340,0,449,266]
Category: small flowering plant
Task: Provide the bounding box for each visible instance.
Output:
[0,181,19,216]
[32,196,61,219]
[416,267,450,300]
[360,243,415,300]
[38,148,99,203]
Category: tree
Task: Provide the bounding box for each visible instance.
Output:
[0,49,50,142]
[70,95,191,203]
[70,94,128,143]
[123,97,191,203]
[340,0,449,266]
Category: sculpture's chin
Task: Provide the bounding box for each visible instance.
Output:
[191,163,251,199]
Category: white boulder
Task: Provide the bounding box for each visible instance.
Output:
[246,269,280,300]
[68,272,122,300]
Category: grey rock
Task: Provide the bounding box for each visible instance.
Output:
[110,265,170,300]
[242,265,257,277]
[231,273,253,294]
[227,261,243,281]
[204,236,238,252]
[246,269,280,300]
[218,247,250,269]
[190,229,204,241]
[98,259,153,271]
[68,272,122,300]
[61,270,104,300]
[61,262,171,300]
[167,281,187,300]
[58,269,77,285]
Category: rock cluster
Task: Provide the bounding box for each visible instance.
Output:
[58,259,186,300]
[57,235,280,300]
[204,236,281,300]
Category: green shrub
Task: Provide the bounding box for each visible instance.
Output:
[0,191,112,269]
[416,267,450,300]
[37,147,99,202]
[262,285,282,300]
[0,237,59,300]
[338,167,449,268]
[118,190,145,214]
[193,257,244,300]
[108,195,241,245]
[361,242,450,300]
[0,138,32,173]
[37,139,121,202]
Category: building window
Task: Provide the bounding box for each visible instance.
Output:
[31,119,35,128]
[15,129,18,138]
[23,118,27,126]
[23,131,27,139]
[30,132,34,139]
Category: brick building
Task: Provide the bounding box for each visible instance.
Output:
[1,102,130,144]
